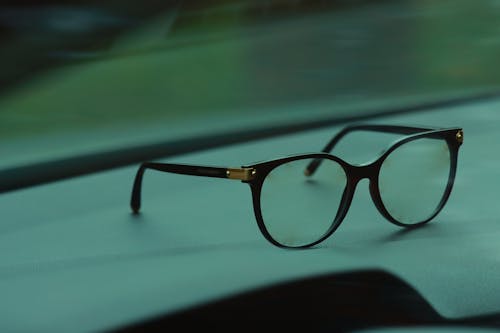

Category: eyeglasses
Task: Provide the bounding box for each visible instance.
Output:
[130,124,463,249]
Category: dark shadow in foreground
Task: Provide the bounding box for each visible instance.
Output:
[108,269,500,332]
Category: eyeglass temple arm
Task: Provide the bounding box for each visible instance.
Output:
[130,162,255,214]
[304,124,436,176]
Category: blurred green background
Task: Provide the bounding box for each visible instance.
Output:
[1,0,499,168]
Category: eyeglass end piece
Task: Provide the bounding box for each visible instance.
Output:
[456,130,464,144]
[226,167,256,181]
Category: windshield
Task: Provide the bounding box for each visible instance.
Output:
[1,0,499,189]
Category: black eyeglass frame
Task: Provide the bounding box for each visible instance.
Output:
[130,124,463,249]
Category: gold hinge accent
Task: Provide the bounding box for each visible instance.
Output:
[456,130,464,144]
[226,168,256,181]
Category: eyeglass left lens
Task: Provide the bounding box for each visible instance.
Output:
[259,157,347,247]
[378,137,452,225]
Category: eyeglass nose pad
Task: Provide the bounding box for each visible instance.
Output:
[368,177,394,224]
[330,180,356,229]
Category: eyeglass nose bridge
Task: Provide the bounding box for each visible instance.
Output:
[339,160,395,227]
[327,161,382,235]
[346,161,380,185]
[338,161,382,216]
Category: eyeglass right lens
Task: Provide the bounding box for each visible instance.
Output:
[259,157,347,247]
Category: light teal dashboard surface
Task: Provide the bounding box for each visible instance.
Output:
[1,102,500,332]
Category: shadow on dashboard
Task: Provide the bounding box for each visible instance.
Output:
[108,269,500,332]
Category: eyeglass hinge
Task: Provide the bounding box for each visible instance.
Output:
[226,167,256,181]
[456,130,464,144]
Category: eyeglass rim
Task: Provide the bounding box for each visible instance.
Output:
[244,127,462,248]
[371,130,460,228]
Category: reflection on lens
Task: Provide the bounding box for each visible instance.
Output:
[379,138,451,225]
[260,157,347,247]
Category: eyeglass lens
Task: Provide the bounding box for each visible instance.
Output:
[378,137,451,225]
[259,157,347,247]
